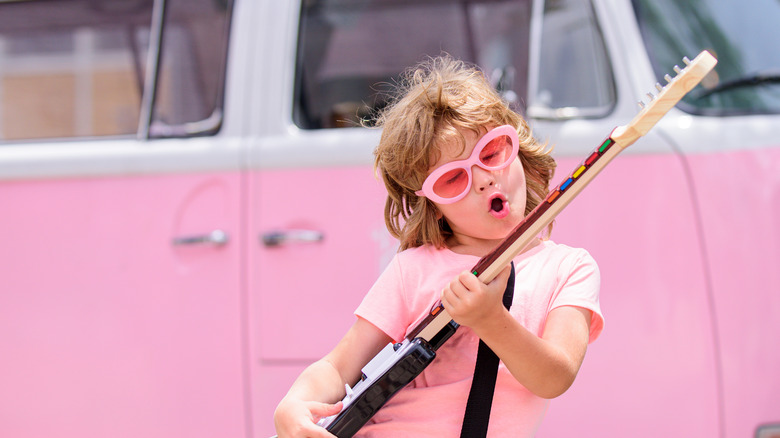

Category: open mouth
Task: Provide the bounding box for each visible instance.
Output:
[489,195,509,218]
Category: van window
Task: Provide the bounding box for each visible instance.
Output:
[633,0,780,116]
[529,0,616,119]
[0,0,232,142]
[294,0,533,130]
[150,0,233,137]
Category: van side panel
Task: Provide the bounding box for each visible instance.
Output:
[687,146,780,437]
[537,153,720,437]
[0,172,246,438]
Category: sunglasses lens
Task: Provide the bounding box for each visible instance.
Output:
[432,168,469,199]
[479,135,514,167]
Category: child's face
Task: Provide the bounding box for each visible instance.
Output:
[428,126,527,249]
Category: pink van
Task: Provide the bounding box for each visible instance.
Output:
[1,0,777,437]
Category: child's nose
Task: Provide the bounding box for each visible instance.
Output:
[472,165,496,192]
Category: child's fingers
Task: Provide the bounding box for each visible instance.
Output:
[309,400,342,419]
[459,264,510,293]
[441,275,465,304]
[440,286,453,309]
[457,270,480,291]
[288,401,339,438]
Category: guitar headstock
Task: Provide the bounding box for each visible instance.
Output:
[611,50,718,148]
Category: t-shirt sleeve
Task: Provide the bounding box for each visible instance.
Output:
[549,248,604,343]
[354,254,411,343]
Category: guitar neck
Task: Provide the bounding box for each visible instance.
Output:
[408,50,718,343]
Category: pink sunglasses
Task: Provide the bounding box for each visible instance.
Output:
[415,125,519,204]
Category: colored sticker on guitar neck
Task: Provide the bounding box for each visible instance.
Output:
[585,151,600,166]
[599,138,613,153]
[547,190,561,204]
[546,137,614,206]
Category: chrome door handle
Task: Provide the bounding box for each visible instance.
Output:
[172,229,229,246]
[261,229,324,247]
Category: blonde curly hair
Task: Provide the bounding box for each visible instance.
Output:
[372,55,556,251]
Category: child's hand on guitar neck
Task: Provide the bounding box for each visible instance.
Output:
[440,264,513,332]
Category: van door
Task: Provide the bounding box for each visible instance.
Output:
[0,1,246,437]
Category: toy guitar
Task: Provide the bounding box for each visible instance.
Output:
[316,50,718,437]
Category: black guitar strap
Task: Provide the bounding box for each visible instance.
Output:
[459,262,515,438]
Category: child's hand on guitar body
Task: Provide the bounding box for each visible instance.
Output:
[273,398,341,438]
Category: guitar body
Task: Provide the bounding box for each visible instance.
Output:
[319,321,459,437]
[322,339,435,437]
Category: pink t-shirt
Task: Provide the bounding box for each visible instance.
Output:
[354,239,604,437]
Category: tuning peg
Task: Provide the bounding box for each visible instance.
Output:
[673,65,682,74]
[655,82,664,92]
[638,100,646,109]
[683,56,691,65]
[665,74,673,83]
[646,92,655,101]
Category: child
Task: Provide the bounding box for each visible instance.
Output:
[273,55,604,437]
